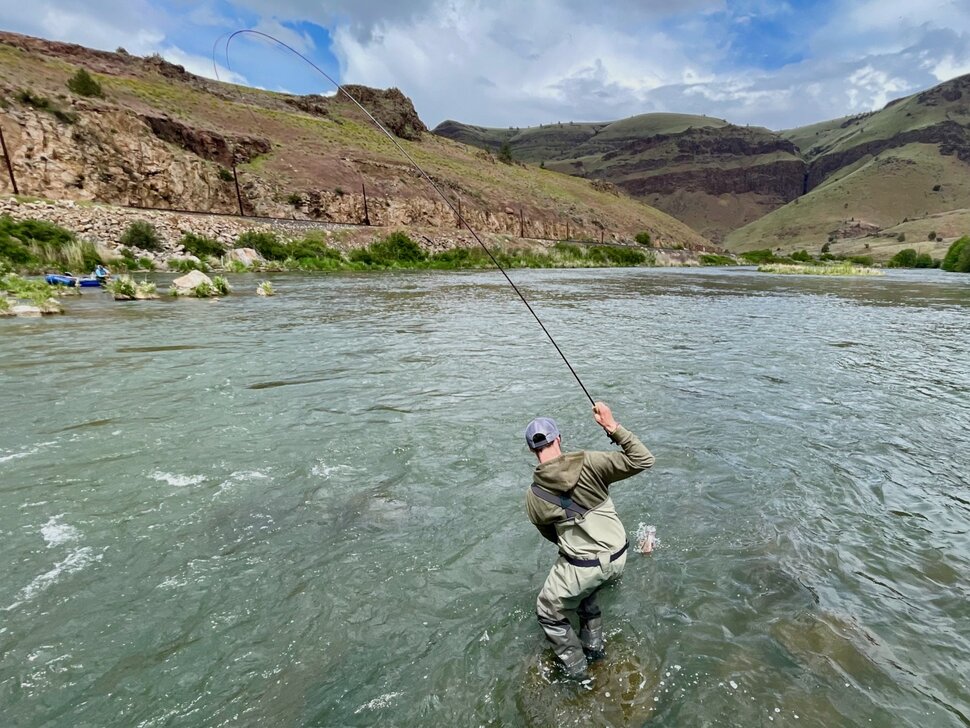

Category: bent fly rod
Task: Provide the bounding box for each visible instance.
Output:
[215,30,595,406]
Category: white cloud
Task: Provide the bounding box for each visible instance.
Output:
[324,0,970,129]
[253,17,315,54]
[1,0,969,130]
[161,46,249,86]
[331,0,699,126]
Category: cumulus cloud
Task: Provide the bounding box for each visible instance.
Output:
[324,0,970,128]
[0,0,166,53]
[1,0,969,130]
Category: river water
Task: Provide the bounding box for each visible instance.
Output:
[1,267,968,727]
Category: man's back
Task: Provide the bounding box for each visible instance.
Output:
[527,425,655,558]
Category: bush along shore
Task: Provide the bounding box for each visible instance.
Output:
[0,214,664,276]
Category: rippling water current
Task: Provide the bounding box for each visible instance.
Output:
[2,268,968,727]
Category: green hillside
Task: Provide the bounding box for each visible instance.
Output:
[436,114,802,243]
[729,75,970,258]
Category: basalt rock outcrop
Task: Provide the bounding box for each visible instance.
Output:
[140,115,270,166]
[436,117,807,242]
[290,85,428,141]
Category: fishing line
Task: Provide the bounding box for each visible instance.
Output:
[213,29,595,407]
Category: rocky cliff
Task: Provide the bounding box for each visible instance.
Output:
[438,74,970,251]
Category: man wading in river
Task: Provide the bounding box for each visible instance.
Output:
[525,402,655,679]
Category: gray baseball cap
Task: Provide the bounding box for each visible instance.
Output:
[525,417,560,451]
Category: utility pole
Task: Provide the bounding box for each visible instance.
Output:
[361,183,371,225]
[0,123,19,195]
[231,163,244,216]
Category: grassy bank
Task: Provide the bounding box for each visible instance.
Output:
[215,231,655,272]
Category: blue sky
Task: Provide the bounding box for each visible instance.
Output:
[2,0,969,129]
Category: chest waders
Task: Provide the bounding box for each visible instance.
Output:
[530,484,628,677]
[529,484,630,566]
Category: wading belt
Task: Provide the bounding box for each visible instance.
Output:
[560,540,629,568]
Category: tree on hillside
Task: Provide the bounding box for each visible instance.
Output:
[498,141,513,164]
[67,68,103,98]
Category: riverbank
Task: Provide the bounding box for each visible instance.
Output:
[0,195,714,273]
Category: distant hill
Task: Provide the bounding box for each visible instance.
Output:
[0,32,707,249]
[435,114,803,243]
[436,75,970,259]
[727,74,970,256]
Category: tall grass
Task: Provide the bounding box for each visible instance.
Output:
[758,263,883,276]
[27,240,102,271]
[0,215,108,272]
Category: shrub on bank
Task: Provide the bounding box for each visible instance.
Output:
[888,248,918,268]
[586,245,647,266]
[237,231,287,260]
[0,215,93,270]
[180,232,225,260]
[700,254,735,266]
[740,249,778,264]
[121,220,163,252]
[941,236,970,272]
[635,231,652,246]
[350,231,427,267]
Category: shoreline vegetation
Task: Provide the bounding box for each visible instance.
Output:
[1,215,662,275]
[757,262,882,276]
[3,216,968,316]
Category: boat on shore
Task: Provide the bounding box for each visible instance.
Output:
[45,274,104,287]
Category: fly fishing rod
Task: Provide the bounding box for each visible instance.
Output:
[216,30,595,406]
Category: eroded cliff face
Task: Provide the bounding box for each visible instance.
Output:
[1,103,240,211]
[585,127,806,243]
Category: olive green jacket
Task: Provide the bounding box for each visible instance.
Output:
[526,425,655,558]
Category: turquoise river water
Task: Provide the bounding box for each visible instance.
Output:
[1,267,968,727]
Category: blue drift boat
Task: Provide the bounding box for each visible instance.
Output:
[45,274,103,287]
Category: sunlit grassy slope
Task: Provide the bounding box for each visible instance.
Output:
[728,75,970,257]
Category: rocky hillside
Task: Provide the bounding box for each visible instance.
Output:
[0,31,708,250]
[436,75,970,258]
[435,114,804,243]
[726,74,970,256]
